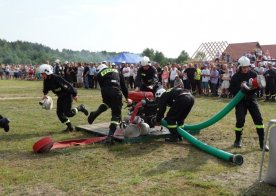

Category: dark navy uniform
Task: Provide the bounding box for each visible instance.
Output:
[135,66,159,93]
[88,67,128,136]
[0,115,9,132]
[43,74,87,131]
[229,70,266,149]
[263,67,276,101]
[156,88,194,142]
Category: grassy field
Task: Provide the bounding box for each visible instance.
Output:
[0,80,276,195]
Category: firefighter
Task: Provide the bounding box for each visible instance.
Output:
[0,115,9,132]
[229,56,269,151]
[38,64,89,132]
[135,56,159,94]
[155,87,195,142]
[87,64,130,143]
[263,62,276,102]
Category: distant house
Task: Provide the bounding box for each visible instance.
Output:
[260,45,276,60]
[224,42,262,62]
[192,41,276,63]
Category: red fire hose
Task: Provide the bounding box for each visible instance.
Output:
[33,136,107,153]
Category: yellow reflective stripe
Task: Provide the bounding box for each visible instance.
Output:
[234,127,243,131]
[100,68,117,77]
[256,124,264,129]
[73,108,78,113]
[167,125,177,128]
[111,121,119,125]
[64,119,70,124]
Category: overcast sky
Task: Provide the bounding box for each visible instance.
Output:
[0,0,276,58]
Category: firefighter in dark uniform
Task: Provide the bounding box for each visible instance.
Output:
[39,64,89,132]
[264,62,276,102]
[135,56,159,94]
[87,64,129,142]
[229,56,269,151]
[0,115,10,132]
[155,87,195,142]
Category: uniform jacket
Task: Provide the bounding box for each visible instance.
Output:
[229,70,257,97]
[43,74,77,98]
[97,68,128,99]
[156,88,189,122]
[135,66,159,87]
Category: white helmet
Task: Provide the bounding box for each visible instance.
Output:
[38,64,53,75]
[238,56,250,67]
[39,96,53,110]
[155,88,166,98]
[55,59,60,64]
[140,56,151,66]
[96,64,108,73]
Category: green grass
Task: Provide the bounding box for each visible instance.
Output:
[0,80,276,195]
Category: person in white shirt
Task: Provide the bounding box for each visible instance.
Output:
[77,63,84,88]
[122,63,130,88]
[201,65,210,95]
[169,64,180,88]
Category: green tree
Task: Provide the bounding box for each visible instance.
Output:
[153,51,166,65]
[194,51,206,61]
[176,50,189,64]
[142,48,155,60]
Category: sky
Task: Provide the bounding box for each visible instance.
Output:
[1,0,276,58]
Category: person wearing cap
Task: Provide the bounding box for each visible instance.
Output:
[263,62,276,102]
[229,56,269,151]
[87,63,130,144]
[135,56,159,94]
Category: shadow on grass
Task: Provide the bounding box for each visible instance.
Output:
[141,144,214,176]
[222,145,260,155]
[242,181,276,195]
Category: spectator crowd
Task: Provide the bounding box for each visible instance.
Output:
[0,54,275,102]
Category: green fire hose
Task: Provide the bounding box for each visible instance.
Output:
[177,126,243,165]
[161,119,244,165]
[160,90,246,165]
[183,90,245,132]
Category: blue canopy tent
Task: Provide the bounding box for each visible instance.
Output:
[108,52,141,64]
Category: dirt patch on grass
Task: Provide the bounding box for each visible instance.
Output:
[7,183,66,196]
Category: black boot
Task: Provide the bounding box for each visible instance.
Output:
[0,118,10,132]
[88,104,108,124]
[103,123,117,145]
[271,96,276,102]
[165,128,179,143]
[64,122,74,132]
[76,104,89,116]
[233,131,242,148]
[257,128,269,152]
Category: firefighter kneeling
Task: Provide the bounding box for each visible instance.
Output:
[154,87,195,142]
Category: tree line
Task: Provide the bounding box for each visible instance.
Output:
[0,39,190,65]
